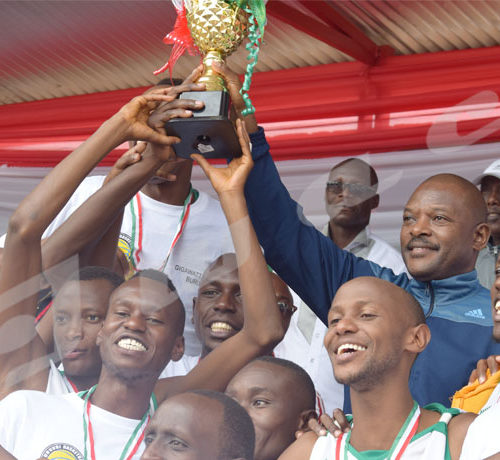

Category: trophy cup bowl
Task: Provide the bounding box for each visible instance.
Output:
[166,0,249,159]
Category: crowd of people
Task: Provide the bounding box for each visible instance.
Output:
[0,61,499,459]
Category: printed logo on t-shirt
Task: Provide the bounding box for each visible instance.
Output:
[174,264,202,286]
[464,308,486,319]
[41,443,84,460]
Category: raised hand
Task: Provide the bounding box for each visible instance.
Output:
[211,61,258,134]
[113,89,182,145]
[191,119,253,196]
[103,142,146,185]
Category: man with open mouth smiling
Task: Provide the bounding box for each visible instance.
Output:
[279,277,488,460]
[239,83,500,409]
[0,88,284,458]
[160,253,297,378]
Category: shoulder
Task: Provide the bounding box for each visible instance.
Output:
[459,403,500,460]
[0,389,62,414]
[447,412,476,460]
[278,431,319,460]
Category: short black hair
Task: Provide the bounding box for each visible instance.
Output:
[131,268,177,293]
[188,389,255,460]
[66,266,123,289]
[254,356,316,410]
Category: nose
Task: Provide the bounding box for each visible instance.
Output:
[65,317,83,341]
[486,188,500,207]
[214,290,238,313]
[141,444,161,460]
[409,215,431,237]
[335,316,358,335]
[124,311,147,332]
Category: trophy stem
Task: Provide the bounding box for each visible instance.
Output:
[197,51,227,91]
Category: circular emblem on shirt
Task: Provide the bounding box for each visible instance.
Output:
[40,443,84,460]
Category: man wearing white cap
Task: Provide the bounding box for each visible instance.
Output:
[475,159,500,289]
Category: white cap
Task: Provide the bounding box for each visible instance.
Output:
[474,159,500,185]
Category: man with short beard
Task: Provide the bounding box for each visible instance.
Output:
[279,278,481,460]
[291,157,406,412]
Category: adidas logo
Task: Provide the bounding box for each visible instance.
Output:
[464,309,485,319]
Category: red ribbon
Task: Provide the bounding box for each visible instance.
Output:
[154,6,199,78]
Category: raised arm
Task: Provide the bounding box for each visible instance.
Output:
[155,119,284,400]
[212,64,406,324]
[39,68,205,277]
[0,89,179,397]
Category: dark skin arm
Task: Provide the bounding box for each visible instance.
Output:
[0,89,179,399]
[278,431,318,460]
[154,118,284,402]
[40,67,204,278]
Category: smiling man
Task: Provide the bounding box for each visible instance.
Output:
[0,99,283,458]
[160,254,297,378]
[279,278,479,460]
[169,62,500,409]
[242,110,500,408]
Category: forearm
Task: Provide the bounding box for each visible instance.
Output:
[8,116,127,244]
[41,151,165,272]
[219,191,283,347]
[244,128,377,323]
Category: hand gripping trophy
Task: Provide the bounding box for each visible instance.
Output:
[155,0,266,159]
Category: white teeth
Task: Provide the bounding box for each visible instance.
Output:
[495,301,500,313]
[117,338,147,352]
[337,343,367,355]
[210,322,234,333]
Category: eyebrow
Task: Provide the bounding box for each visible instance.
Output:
[330,299,371,313]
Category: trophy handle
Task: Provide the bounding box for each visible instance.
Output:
[196,50,226,91]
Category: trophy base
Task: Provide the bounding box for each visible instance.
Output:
[166,91,243,160]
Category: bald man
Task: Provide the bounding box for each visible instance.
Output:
[232,80,499,409]
[279,278,479,460]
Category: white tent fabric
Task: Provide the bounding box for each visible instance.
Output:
[0,141,498,250]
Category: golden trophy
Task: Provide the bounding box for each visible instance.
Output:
[160,0,266,159]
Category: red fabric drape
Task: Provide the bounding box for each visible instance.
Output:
[2,46,500,166]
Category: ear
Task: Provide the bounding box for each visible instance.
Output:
[170,336,185,362]
[369,193,380,211]
[472,222,490,251]
[405,323,431,354]
[191,297,197,324]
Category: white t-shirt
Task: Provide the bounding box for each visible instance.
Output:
[159,354,199,378]
[480,379,500,414]
[45,359,75,394]
[460,402,500,460]
[311,406,455,460]
[277,228,407,415]
[0,390,146,460]
[15,176,234,356]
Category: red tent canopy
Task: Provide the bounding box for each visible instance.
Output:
[2,46,500,167]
